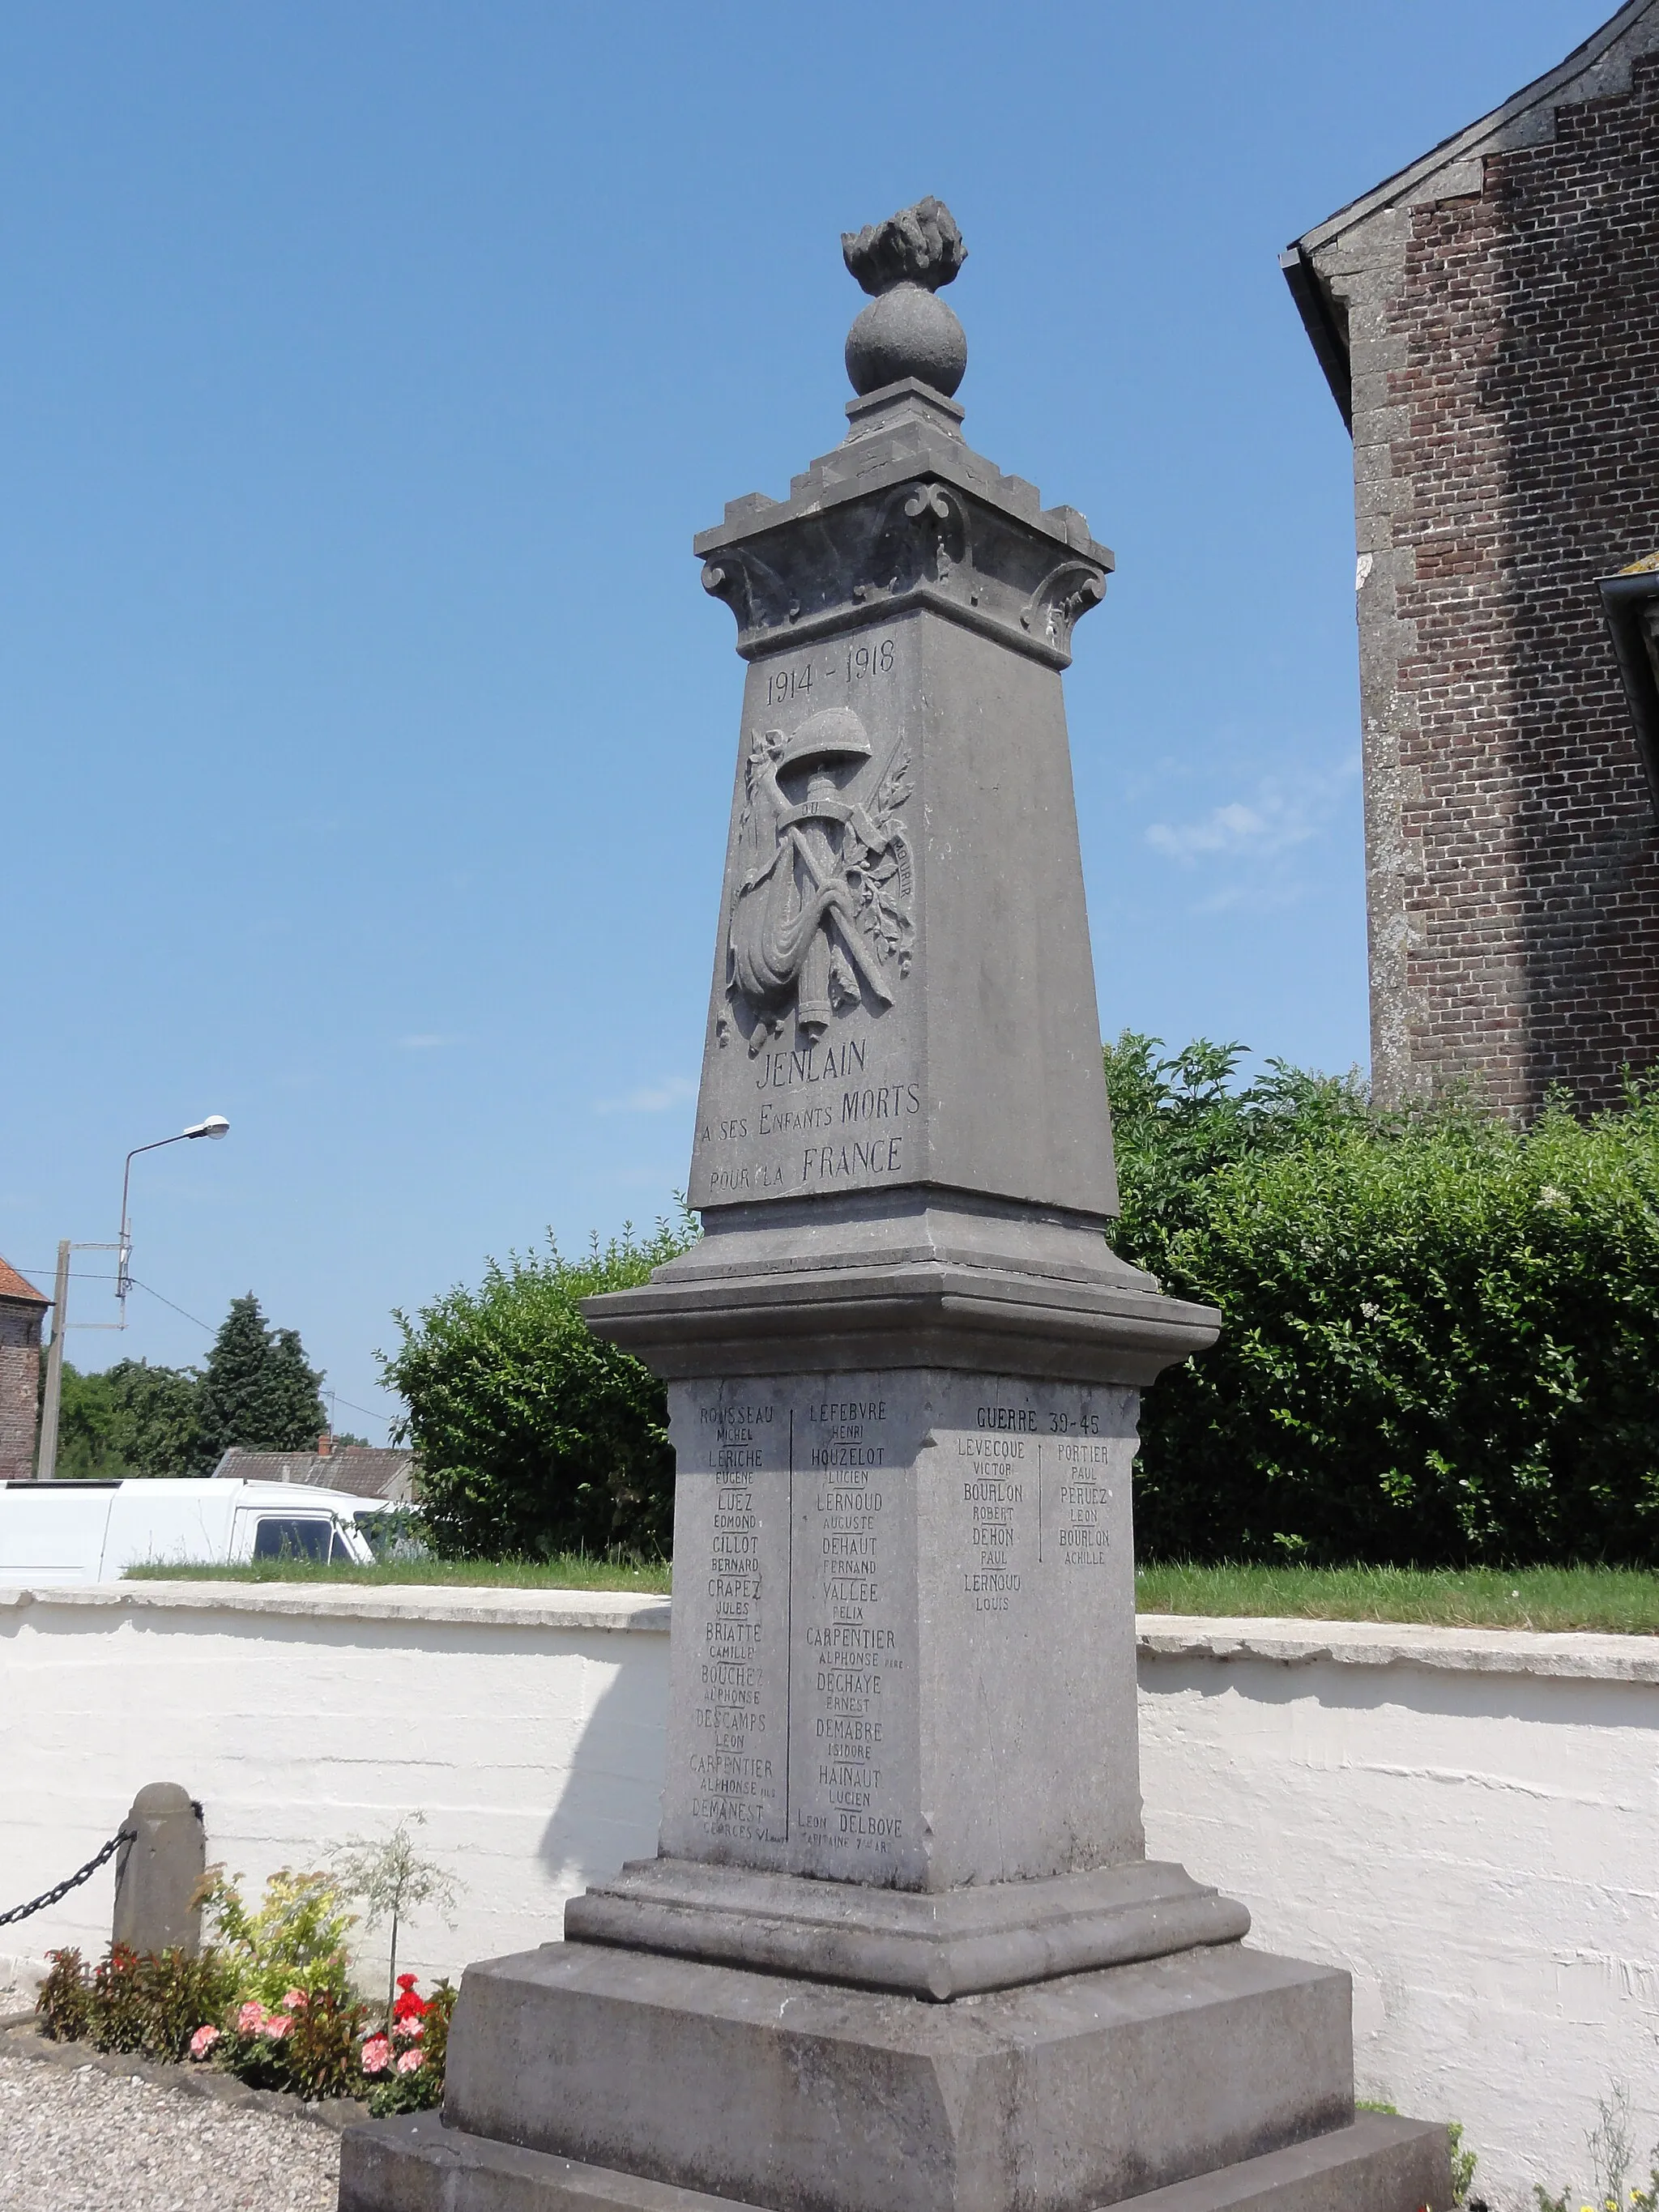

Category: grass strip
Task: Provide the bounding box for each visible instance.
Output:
[122,1556,672,1593]
[1132,1561,1659,1635]
[122,1558,1659,1630]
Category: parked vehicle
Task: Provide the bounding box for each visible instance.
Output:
[0,1477,381,1586]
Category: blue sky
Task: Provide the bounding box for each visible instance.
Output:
[1,1,1614,1434]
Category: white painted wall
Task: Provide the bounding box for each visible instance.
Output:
[0,1584,672,2004]
[2,1586,1653,2208]
[1137,1619,1659,2208]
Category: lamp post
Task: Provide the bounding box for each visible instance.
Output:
[34,1115,231,1481]
[117,1116,230,1316]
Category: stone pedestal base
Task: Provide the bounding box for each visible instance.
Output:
[342,2111,1448,2212]
[338,1937,1451,2212]
[565,1855,1251,2000]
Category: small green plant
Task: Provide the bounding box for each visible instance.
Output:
[1448,2120,1478,2206]
[358,1975,456,2116]
[36,1948,93,2042]
[203,1983,368,2097]
[196,1865,356,2006]
[1533,2084,1659,2212]
[331,1813,462,2025]
[36,1943,233,2063]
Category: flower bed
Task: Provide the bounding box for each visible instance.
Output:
[34,1861,455,2116]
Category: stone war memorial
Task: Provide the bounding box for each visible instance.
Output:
[340,202,1450,2212]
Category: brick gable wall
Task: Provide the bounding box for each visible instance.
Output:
[1335,49,1659,1111]
[0,1303,43,1481]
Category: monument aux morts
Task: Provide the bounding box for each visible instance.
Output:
[340,202,1449,2212]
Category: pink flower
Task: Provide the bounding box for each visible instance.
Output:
[360,2035,391,2077]
[396,2049,423,2075]
[393,2017,424,2041]
[262,2014,293,2043]
[281,1988,309,2012]
[236,2001,267,2036]
[188,2025,221,2060]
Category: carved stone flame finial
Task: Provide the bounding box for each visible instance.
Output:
[841,197,968,401]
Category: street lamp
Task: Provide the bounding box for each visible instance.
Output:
[35,1115,232,1481]
[117,1115,232,1312]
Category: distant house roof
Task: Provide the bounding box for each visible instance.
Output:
[0,1255,49,1307]
[211,1443,417,1503]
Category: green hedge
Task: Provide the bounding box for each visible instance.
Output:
[380,1221,693,1562]
[1105,1036,1659,1566]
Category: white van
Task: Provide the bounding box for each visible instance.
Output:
[0,1478,380,1587]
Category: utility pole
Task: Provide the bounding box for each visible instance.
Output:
[32,1118,228,1479]
[35,1239,70,1481]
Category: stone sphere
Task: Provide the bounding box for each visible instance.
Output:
[845,283,967,399]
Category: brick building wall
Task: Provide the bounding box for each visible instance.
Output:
[1288,2,1659,1111]
[0,1299,45,1481]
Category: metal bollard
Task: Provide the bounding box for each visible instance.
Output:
[111,1784,206,1956]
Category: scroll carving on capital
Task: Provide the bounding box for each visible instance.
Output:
[1021,560,1107,654]
[702,549,800,634]
[851,480,973,609]
[719,704,915,1055]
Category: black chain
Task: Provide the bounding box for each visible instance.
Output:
[0,1828,136,1929]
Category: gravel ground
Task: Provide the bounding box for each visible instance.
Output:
[0,2053,340,2212]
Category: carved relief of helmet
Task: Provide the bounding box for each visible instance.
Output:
[775,706,872,781]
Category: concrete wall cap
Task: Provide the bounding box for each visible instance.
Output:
[0,1580,672,1634]
[1136,1612,1659,1683]
[2,1584,1651,1679]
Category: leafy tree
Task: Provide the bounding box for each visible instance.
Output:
[194,1294,326,1468]
[1106,1033,1659,1566]
[382,1221,696,1560]
[108,1358,203,1477]
[49,1362,123,1478]
[49,1358,203,1479]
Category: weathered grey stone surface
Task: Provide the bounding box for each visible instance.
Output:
[565,1856,1250,2000]
[680,437,1120,1226]
[342,2111,1448,2212]
[590,1201,1216,1385]
[1120,2117,1450,2212]
[649,1366,1145,1887]
[340,2116,761,2212]
[440,1940,1355,2212]
[842,197,970,400]
[111,1781,204,1956]
[348,202,1447,2212]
